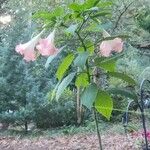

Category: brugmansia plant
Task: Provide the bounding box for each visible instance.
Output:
[15,0,137,149]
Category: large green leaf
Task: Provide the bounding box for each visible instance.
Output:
[33,7,64,20]
[53,7,64,17]
[108,72,136,85]
[81,84,98,110]
[32,11,53,20]
[74,52,89,69]
[94,55,122,72]
[107,88,138,100]
[75,73,89,88]
[56,53,75,80]
[95,90,113,120]
[98,59,116,72]
[69,3,84,12]
[85,7,99,12]
[91,11,111,18]
[83,0,102,12]
[56,73,75,100]
[84,0,100,9]
[85,41,95,54]
[77,41,94,54]
[69,0,100,13]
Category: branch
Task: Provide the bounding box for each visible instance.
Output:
[134,43,150,49]
[112,2,133,33]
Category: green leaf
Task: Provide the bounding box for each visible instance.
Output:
[107,88,138,100]
[69,3,84,12]
[83,7,99,14]
[56,53,75,80]
[74,52,89,69]
[53,7,64,17]
[108,72,136,85]
[98,59,116,72]
[33,7,64,20]
[65,24,78,35]
[86,23,103,32]
[56,73,75,100]
[69,0,100,13]
[77,46,84,52]
[95,90,113,120]
[51,81,61,101]
[75,73,89,88]
[91,11,111,18]
[94,55,122,72]
[86,7,99,11]
[45,55,56,69]
[84,0,100,9]
[97,1,113,8]
[32,11,53,20]
[93,0,101,6]
[81,84,98,110]
[85,41,95,54]
[45,46,65,69]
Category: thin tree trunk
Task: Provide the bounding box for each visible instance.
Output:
[25,121,28,133]
[94,109,103,150]
[93,67,103,150]
[76,67,82,125]
[77,87,82,124]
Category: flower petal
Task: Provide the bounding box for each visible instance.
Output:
[112,38,123,53]
[15,30,44,62]
[36,30,58,56]
[99,40,113,57]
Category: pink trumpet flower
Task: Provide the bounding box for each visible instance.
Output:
[99,30,123,57]
[36,30,58,56]
[99,41,112,57]
[112,38,124,53]
[142,131,150,140]
[15,31,44,62]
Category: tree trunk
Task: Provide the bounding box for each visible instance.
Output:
[76,87,82,124]
[25,121,28,133]
[76,67,82,125]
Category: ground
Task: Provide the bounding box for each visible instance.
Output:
[0,121,145,150]
[0,133,141,150]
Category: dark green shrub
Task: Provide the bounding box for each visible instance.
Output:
[34,89,76,129]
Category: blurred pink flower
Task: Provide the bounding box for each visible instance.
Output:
[36,30,58,56]
[99,30,123,57]
[131,130,150,141]
[142,131,150,140]
[99,40,112,57]
[100,38,123,57]
[15,31,43,62]
[112,38,124,53]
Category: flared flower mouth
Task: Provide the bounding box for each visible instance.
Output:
[15,30,44,61]
[99,30,123,57]
[15,29,59,62]
[36,30,58,56]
